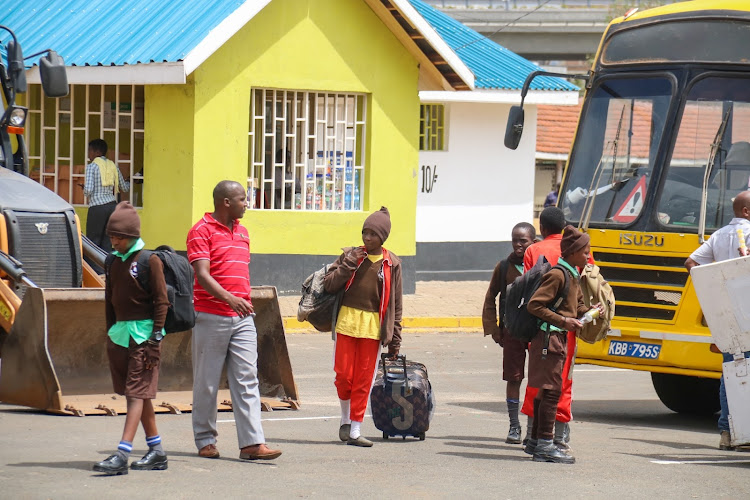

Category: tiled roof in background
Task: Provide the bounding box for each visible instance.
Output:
[537,101,750,161]
[410,0,578,92]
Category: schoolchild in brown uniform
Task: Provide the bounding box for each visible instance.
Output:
[524,226,601,464]
[93,202,170,475]
[482,222,536,443]
[324,207,403,447]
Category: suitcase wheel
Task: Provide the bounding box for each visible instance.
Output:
[382,432,389,440]
[418,432,426,441]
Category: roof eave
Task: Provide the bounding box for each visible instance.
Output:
[389,0,474,90]
[182,0,273,76]
[26,62,186,85]
[419,89,579,105]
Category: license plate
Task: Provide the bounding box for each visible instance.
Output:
[608,340,661,359]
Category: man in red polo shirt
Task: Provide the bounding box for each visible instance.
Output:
[187,180,281,461]
[521,207,594,452]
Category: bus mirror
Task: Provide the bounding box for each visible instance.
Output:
[504,106,524,150]
[39,51,68,98]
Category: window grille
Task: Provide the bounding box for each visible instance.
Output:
[248,89,367,211]
[24,84,145,207]
[419,104,445,151]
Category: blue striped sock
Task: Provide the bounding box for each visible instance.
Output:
[146,435,164,455]
[115,440,132,460]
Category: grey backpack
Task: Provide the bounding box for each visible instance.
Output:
[297,265,337,332]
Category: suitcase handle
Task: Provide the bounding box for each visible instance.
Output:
[381,353,411,395]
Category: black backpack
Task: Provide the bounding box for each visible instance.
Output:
[504,256,569,342]
[105,246,196,333]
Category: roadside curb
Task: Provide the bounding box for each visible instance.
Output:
[283,316,482,332]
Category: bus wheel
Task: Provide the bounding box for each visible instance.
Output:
[651,372,720,415]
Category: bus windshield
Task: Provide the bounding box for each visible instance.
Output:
[657,76,750,231]
[561,77,673,227]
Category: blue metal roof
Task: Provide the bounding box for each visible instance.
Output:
[0,0,245,67]
[409,0,579,92]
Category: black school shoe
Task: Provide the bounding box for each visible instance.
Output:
[131,450,168,470]
[532,441,575,464]
[93,454,129,475]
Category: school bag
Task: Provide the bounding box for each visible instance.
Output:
[578,263,615,344]
[105,246,196,333]
[504,256,569,342]
[297,264,338,332]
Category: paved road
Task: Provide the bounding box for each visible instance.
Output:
[0,332,746,499]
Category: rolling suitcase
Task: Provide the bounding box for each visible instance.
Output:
[370,353,435,440]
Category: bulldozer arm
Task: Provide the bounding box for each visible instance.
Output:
[0,285,299,416]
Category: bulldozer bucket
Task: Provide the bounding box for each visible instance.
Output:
[0,285,299,415]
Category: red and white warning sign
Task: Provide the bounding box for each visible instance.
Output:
[613,176,646,223]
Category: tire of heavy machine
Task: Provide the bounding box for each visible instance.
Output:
[650,372,721,415]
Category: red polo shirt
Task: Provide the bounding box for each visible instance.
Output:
[187,213,252,316]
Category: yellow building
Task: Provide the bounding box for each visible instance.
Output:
[13,0,473,293]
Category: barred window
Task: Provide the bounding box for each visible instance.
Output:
[24,84,145,207]
[419,103,446,151]
[248,89,367,211]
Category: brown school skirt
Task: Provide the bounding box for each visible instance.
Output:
[527,330,567,390]
[107,337,161,399]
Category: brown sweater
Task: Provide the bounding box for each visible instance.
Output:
[105,251,169,333]
[527,267,588,329]
[323,247,403,350]
[341,257,381,312]
[482,258,522,337]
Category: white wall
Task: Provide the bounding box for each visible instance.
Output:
[416,102,538,242]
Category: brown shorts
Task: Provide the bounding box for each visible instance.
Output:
[527,330,567,391]
[501,327,527,382]
[107,337,161,399]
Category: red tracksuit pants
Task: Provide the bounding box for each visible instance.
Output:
[334,333,380,422]
[521,330,575,422]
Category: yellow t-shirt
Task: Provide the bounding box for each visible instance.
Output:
[336,254,383,340]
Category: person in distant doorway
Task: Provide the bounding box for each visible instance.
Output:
[83,139,129,253]
[543,183,560,208]
[482,222,536,444]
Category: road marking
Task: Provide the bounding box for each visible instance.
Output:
[651,459,750,465]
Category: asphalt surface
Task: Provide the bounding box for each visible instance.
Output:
[1,332,747,499]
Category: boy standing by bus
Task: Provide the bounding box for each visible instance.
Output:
[482,222,536,444]
[525,226,600,464]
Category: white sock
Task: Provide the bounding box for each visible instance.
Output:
[350,420,362,439]
[340,399,351,426]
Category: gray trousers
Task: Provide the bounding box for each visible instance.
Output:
[192,311,265,450]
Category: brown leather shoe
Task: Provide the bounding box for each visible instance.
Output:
[239,443,282,460]
[198,444,220,459]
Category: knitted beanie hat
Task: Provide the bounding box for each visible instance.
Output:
[363,206,391,244]
[106,201,141,238]
[560,225,589,258]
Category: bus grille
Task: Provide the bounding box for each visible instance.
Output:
[595,250,684,322]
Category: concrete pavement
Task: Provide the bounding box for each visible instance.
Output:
[1,332,746,499]
[280,280,488,331]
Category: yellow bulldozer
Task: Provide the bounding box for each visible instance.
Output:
[0,26,298,416]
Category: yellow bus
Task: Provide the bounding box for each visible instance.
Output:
[505,0,750,415]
